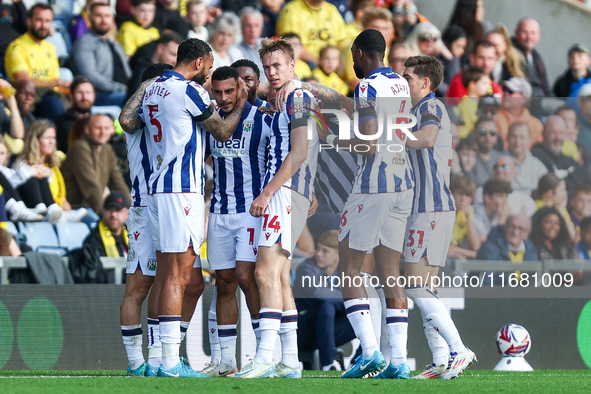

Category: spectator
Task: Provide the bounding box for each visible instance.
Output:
[457,65,491,138]
[153,0,189,38]
[531,207,578,261]
[577,217,591,260]
[449,106,465,176]
[0,0,27,57]
[343,0,373,45]
[578,84,591,151]
[437,24,466,96]
[553,44,591,99]
[55,76,95,154]
[312,46,348,96]
[69,0,117,43]
[485,24,526,83]
[473,178,512,239]
[495,77,543,149]
[12,78,36,136]
[0,79,25,153]
[448,175,481,259]
[570,184,591,232]
[231,59,265,107]
[209,12,244,70]
[116,0,160,59]
[127,31,182,98]
[456,139,478,177]
[4,3,70,122]
[405,23,449,58]
[506,122,548,196]
[81,191,130,283]
[276,0,346,65]
[446,40,502,105]
[260,0,282,38]
[282,33,312,80]
[531,115,591,196]
[470,116,504,186]
[390,0,429,39]
[62,113,130,215]
[186,0,209,41]
[70,2,132,108]
[388,43,417,75]
[446,0,491,63]
[293,230,355,371]
[13,119,88,223]
[237,7,266,83]
[512,18,552,97]
[556,105,591,169]
[218,0,260,17]
[533,173,577,241]
[476,215,538,279]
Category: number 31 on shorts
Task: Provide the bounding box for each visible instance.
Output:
[407,229,424,248]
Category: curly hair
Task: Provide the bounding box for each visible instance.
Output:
[530,207,574,258]
[20,119,61,168]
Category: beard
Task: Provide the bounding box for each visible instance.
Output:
[192,69,208,85]
[30,28,50,41]
[353,63,365,79]
[92,23,110,36]
[75,102,93,114]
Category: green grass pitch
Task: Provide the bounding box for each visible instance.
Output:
[1,370,590,394]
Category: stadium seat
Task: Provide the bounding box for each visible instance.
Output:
[18,222,65,255]
[5,221,18,235]
[56,222,91,251]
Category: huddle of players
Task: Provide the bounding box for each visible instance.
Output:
[118,28,477,380]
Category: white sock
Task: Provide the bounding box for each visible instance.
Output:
[147,318,161,368]
[344,298,377,358]
[180,321,190,342]
[251,318,261,347]
[121,324,144,370]
[422,312,449,366]
[256,308,282,364]
[159,315,181,369]
[218,324,237,368]
[386,308,408,365]
[208,310,221,363]
[279,310,299,368]
[406,287,465,354]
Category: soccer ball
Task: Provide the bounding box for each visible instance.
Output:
[495,324,531,357]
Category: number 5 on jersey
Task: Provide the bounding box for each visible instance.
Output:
[148,104,162,142]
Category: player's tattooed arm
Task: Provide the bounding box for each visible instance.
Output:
[118,77,156,133]
[275,80,354,113]
[198,104,245,142]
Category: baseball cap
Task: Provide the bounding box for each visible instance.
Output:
[103,191,130,210]
[568,43,590,56]
[501,77,532,98]
[580,84,591,98]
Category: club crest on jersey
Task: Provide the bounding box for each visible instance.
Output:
[431,221,436,230]
[147,258,157,271]
[392,153,406,165]
[184,206,191,216]
[134,231,140,240]
[287,206,292,214]
[358,204,364,213]
[243,120,253,133]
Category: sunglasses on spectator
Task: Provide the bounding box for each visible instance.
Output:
[493,164,512,171]
[478,129,497,136]
[502,87,518,95]
[419,34,439,42]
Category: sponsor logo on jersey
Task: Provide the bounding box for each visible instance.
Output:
[392,153,406,165]
[211,137,248,158]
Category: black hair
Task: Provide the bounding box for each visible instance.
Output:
[71,76,94,94]
[353,29,386,60]
[403,55,444,91]
[142,63,173,82]
[442,24,467,49]
[231,59,260,79]
[29,2,53,18]
[483,178,512,197]
[176,38,212,65]
[211,66,239,82]
[530,207,574,258]
[281,32,301,41]
[158,30,184,46]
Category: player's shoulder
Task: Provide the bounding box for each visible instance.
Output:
[417,95,446,120]
[288,88,314,99]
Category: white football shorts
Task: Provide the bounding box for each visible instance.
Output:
[207,211,261,270]
[126,206,157,276]
[404,211,455,267]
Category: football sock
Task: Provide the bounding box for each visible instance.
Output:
[279,310,299,368]
[159,315,181,369]
[208,310,221,363]
[180,321,190,342]
[251,318,261,346]
[422,312,449,366]
[386,308,408,365]
[121,324,144,370]
[219,324,238,368]
[344,298,378,358]
[406,286,465,354]
[256,307,282,364]
[147,318,161,368]
[368,290,382,345]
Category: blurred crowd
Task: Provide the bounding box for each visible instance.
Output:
[0,0,591,279]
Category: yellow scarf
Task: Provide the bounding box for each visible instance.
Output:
[98,219,128,257]
[48,166,67,208]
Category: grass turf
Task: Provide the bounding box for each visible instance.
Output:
[0,370,590,394]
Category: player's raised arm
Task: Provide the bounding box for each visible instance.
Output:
[197,78,249,142]
[275,80,354,114]
[118,77,157,133]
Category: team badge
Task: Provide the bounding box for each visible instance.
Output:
[147,258,157,271]
[243,120,253,133]
[392,153,405,165]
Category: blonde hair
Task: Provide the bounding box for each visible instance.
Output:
[486,25,526,79]
[259,38,295,62]
[20,119,60,168]
[317,230,339,250]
